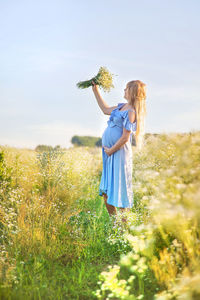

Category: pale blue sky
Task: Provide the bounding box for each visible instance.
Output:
[0,0,200,149]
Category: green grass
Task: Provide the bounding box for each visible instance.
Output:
[0,199,132,299]
[0,131,200,299]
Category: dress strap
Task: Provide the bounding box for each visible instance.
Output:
[118,103,125,109]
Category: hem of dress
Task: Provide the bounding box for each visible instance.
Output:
[99,188,133,208]
[107,202,133,209]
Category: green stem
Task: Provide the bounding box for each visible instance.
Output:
[138,274,144,295]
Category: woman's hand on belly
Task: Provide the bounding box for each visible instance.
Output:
[103,146,113,156]
[103,135,129,156]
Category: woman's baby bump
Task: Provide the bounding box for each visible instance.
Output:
[102,126,123,147]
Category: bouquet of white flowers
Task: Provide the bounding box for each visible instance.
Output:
[76,66,116,93]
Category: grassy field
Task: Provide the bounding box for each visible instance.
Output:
[0,131,200,300]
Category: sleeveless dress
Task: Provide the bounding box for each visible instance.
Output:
[99,102,137,208]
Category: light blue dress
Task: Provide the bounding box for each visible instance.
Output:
[99,102,137,208]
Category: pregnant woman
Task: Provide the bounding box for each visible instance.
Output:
[91,80,147,222]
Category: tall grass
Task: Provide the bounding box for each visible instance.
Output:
[0,145,131,299]
[0,131,200,299]
[94,131,200,300]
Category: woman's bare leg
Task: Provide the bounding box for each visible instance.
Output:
[103,193,117,216]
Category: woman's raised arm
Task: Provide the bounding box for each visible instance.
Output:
[91,81,117,115]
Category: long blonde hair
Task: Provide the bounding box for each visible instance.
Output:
[126,80,147,149]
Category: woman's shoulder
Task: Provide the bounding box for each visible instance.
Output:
[117,102,126,108]
[118,102,135,111]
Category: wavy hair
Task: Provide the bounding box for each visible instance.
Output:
[126,80,147,149]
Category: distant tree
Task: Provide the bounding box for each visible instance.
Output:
[71,136,81,146]
[95,138,102,147]
[70,133,171,148]
[71,136,102,147]
[54,145,61,150]
[35,145,62,152]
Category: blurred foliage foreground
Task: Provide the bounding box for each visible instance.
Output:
[0,131,200,300]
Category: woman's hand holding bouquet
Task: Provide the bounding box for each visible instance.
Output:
[76,66,116,93]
